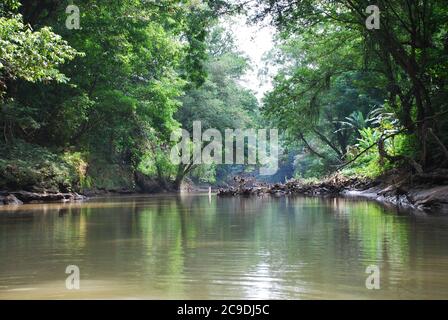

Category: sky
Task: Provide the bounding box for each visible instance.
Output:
[223,15,276,101]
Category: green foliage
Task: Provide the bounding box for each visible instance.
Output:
[343,127,384,178]
[190,164,217,184]
[263,22,387,177]
[138,146,177,181]
[2,0,445,193]
[83,154,135,192]
[177,27,258,132]
[174,25,260,184]
[260,0,448,177]
[0,140,81,192]
[293,153,328,179]
[338,111,368,133]
[357,127,381,150]
[61,151,89,189]
[343,107,414,178]
[393,133,418,160]
[0,0,20,14]
[0,14,81,97]
[0,0,225,192]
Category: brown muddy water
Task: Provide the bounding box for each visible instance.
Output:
[1,194,448,299]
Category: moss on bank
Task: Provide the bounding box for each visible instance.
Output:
[82,155,136,192]
[0,140,81,192]
[0,140,136,193]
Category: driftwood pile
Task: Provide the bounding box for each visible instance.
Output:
[218,174,371,197]
[218,169,448,213]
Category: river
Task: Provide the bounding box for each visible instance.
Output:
[1,194,448,299]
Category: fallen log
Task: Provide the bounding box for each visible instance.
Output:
[6,191,86,204]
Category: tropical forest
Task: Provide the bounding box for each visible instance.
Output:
[1,0,448,300]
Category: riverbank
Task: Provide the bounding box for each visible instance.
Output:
[217,170,448,213]
[0,140,167,205]
[0,187,155,205]
[0,190,87,205]
[2,167,447,213]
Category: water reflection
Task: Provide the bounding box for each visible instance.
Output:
[1,194,448,299]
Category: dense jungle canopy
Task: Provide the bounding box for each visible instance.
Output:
[1,0,447,193]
